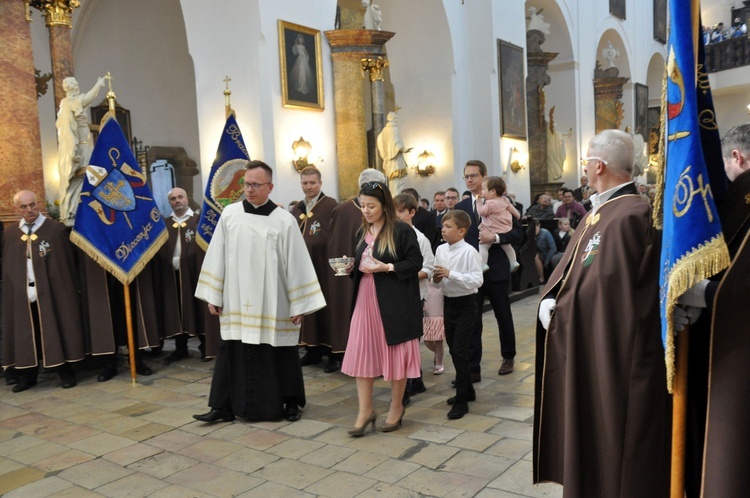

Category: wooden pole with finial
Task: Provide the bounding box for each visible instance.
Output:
[224,75,233,119]
[104,72,138,385]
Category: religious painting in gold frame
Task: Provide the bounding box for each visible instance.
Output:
[278,20,324,110]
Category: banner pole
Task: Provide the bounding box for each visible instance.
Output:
[670,326,689,498]
[123,283,137,385]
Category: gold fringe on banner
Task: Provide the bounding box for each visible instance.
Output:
[663,234,731,392]
[71,229,168,286]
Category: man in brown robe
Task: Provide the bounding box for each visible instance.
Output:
[158,188,220,364]
[325,169,385,369]
[291,167,340,372]
[677,123,750,497]
[533,130,671,497]
[2,190,85,392]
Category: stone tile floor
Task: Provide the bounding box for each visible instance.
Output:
[0,295,562,497]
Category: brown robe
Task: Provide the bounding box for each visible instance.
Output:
[2,217,85,369]
[155,212,220,357]
[533,188,671,497]
[325,198,361,352]
[291,194,339,351]
[700,168,750,497]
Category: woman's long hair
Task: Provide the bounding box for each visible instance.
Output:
[357,181,398,259]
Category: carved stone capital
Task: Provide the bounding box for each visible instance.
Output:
[361,57,389,81]
[29,0,80,28]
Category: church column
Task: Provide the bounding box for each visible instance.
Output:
[0,0,46,222]
[324,30,394,200]
[593,63,629,133]
[526,30,560,202]
[362,56,389,171]
[30,0,79,111]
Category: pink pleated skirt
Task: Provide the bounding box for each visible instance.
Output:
[341,273,421,381]
[422,285,445,342]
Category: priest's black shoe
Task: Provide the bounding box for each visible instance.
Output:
[323,358,341,373]
[283,403,302,422]
[300,352,322,366]
[12,377,37,393]
[97,367,117,382]
[163,349,189,365]
[135,362,153,376]
[4,367,18,386]
[59,365,77,389]
[193,409,235,423]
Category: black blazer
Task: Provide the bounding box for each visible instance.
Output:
[351,221,423,345]
[412,207,440,251]
[455,196,524,282]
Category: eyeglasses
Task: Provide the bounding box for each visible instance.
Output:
[462,173,482,180]
[581,156,608,167]
[359,181,384,192]
[244,182,271,190]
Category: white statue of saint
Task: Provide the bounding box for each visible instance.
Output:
[362,0,382,30]
[527,6,551,35]
[631,131,648,178]
[56,75,106,224]
[546,106,569,181]
[377,111,410,195]
[602,41,620,69]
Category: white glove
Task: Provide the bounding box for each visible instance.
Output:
[673,305,702,332]
[539,298,556,330]
[678,279,709,308]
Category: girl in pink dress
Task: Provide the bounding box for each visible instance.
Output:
[478,176,520,271]
[341,181,423,436]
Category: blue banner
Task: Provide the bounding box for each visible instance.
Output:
[71,114,168,285]
[196,114,251,250]
[659,0,730,391]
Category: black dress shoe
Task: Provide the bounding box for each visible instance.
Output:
[12,377,37,393]
[135,363,153,376]
[447,402,469,420]
[193,409,235,423]
[406,378,426,396]
[447,392,476,405]
[5,367,19,386]
[283,403,302,422]
[300,352,322,366]
[163,349,189,365]
[97,367,118,382]
[59,372,77,389]
[323,358,341,373]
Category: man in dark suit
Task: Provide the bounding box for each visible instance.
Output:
[455,160,523,381]
[403,188,440,252]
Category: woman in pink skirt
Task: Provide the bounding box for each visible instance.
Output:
[341,181,423,436]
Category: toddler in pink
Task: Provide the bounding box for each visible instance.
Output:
[478,176,519,272]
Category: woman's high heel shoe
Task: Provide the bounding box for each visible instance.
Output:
[381,407,405,433]
[348,411,377,437]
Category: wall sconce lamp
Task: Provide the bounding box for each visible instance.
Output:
[509,147,526,173]
[413,150,436,177]
[292,136,313,172]
[747,104,750,114]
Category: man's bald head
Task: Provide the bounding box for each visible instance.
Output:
[167,188,189,217]
[14,190,40,224]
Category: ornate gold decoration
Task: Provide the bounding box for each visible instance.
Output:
[361,57,389,82]
[28,0,80,28]
[292,136,313,172]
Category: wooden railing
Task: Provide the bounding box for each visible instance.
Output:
[704,36,750,72]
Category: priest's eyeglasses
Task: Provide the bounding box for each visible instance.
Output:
[581,156,608,167]
[244,182,271,190]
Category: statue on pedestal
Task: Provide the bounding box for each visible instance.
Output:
[602,42,620,69]
[56,75,105,224]
[377,111,410,195]
[546,106,571,181]
[362,0,382,30]
[527,6,551,35]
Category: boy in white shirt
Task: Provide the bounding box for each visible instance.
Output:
[432,210,483,419]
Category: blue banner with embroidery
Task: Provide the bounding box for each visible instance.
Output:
[196,113,251,251]
[71,113,168,285]
[657,0,730,392]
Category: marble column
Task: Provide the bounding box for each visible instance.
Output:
[362,56,389,171]
[324,30,394,200]
[30,0,79,111]
[0,0,46,222]
[525,30,561,202]
[594,63,629,133]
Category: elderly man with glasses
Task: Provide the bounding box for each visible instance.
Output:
[534,130,669,496]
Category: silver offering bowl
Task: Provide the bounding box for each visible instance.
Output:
[329,256,354,276]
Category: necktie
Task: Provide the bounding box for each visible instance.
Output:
[25,223,33,235]
[473,199,479,222]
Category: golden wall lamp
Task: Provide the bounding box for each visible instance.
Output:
[509,147,526,173]
[413,150,436,177]
[292,136,313,172]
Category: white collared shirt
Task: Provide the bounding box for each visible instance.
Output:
[431,239,483,297]
[170,208,194,270]
[303,192,322,214]
[590,181,634,214]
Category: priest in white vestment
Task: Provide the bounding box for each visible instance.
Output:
[193,161,326,423]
